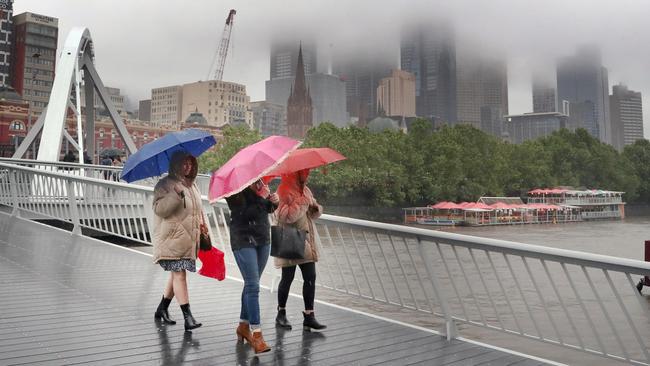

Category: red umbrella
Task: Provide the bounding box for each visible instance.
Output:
[265,147,346,177]
[198,247,226,281]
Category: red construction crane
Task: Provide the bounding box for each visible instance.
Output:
[207,9,236,81]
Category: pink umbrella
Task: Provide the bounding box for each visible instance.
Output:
[208,136,301,203]
[431,201,462,210]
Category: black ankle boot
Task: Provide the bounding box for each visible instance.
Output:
[180,303,202,331]
[154,296,176,325]
[276,308,292,329]
[303,312,326,331]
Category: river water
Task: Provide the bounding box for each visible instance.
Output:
[437,216,650,261]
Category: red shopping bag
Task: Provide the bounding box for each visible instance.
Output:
[198,247,226,281]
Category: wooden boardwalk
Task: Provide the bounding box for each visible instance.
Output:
[0,213,552,366]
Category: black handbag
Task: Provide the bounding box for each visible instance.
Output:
[271,225,306,259]
[199,214,212,251]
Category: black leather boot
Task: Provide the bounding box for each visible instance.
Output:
[180,303,202,331]
[275,308,292,329]
[154,296,176,325]
[303,312,326,331]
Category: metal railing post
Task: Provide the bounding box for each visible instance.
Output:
[9,169,20,217]
[143,193,155,244]
[416,236,457,340]
[65,180,81,235]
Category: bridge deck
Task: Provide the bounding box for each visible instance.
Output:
[0,213,550,366]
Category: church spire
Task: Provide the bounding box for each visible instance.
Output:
[292,43,307,97]
[286,42,313,139]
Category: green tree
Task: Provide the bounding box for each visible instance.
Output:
[197,126,262,174]
[623,139,650,203]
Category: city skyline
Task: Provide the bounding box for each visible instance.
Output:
[11,0,650,137]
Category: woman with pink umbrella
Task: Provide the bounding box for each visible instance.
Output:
[209,135,301,354]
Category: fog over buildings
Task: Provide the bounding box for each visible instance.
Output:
[12,0,650,137]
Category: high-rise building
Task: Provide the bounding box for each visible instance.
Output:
[181,80,253,128]
[376,69,416,119]
[480,106,504,138]
[266,72,348,127]
[400,22,456,123]
[81,86,127,117]
[504,112,569,144]
[335,54,393,126]
[532,74,556,113]
[251,101,286,136]
[610,84,643,151]
[11,12,58,115]
[286,46,313,139]
[556,46,611,143]
[151,85,182,127]
[0,0,14,86]
[456,49,508,129]
[270,39,317,80]
[138,99,151,121]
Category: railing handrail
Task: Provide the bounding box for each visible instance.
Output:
[0,162,152,193]
[0,157,212,181]
[2,160,648,276]
[317,213,650,275]
[0,157,124,171]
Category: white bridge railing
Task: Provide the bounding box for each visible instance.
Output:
[1,160,650,365]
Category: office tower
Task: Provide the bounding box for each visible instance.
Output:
[12,12,58,114]
[376,69,416,119]
[556,46,611,143]
[138,99,151,121]
[0,0,14,86]
[181,80,253,128]
[251,101,286,136]
[456,48,508,129]
[151,85,182,127]
[610,84,643,150]
[270,39,316,80]
[401,22,456,122]
[532,74,557,113]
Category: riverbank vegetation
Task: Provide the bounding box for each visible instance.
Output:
[198,120,649,207]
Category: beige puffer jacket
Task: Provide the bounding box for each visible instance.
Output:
[274,171,322,268]
[152,153,202,263]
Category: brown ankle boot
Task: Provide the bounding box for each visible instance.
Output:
[251,330,271,353]
[236,322,253,344]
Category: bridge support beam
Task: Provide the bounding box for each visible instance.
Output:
[13,27,137,163]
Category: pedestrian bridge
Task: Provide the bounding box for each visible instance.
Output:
[1,158,650,365]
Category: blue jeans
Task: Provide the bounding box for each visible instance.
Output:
[233,244,270,326]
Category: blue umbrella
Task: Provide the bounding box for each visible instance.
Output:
[121,129,216,183]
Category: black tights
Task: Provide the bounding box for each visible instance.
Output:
[277,262,316,310]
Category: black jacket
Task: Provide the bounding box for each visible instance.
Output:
[225,187,277,251]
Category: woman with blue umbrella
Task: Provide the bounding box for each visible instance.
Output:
[152,151,204,331]
[122,129,216,333]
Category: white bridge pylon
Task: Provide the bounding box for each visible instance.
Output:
[13,27,137,163]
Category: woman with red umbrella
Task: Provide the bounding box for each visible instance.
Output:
[274,169,327,331]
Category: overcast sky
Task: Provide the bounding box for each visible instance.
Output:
[14,0,650,137]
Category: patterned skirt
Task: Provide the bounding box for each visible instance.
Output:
[158,259,196,272]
